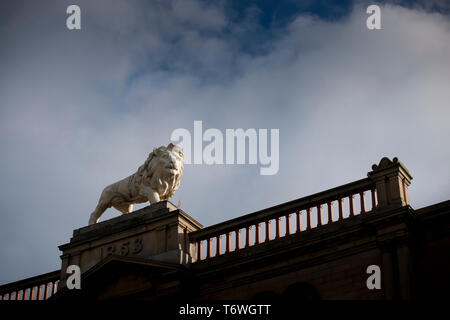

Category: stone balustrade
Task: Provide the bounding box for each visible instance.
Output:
[0,270,60,301]
[189,157,412,262]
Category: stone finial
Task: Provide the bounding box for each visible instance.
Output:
[368,157,413,208]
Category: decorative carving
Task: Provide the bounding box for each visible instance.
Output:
[371,157,399,171]
[102,237,144,258]
[88,143,184,225]
[119,242,130,256]
[132,238,143,254]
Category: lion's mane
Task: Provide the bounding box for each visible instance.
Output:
[132,144,184,200]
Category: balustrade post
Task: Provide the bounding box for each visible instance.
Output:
[37,284,43,300]
[275,217,281,238]
[349,195,355,217]
[265,221,271,242]
[327,202,333,223]
[216,235,221,256]
[53,281,58,295]
[285,214,291,235]
[256,223,261,244]
[368,157,412,208]
[245,226,251,248]
[236,229,241,250]
[306,208,312,230]
[371,188,377,209]
[197,241,203,261]
[31,286,36,300]
[44,283,51,300]
[207,238,212,259]
[296,211,302,232]
[338,198,344,220]
[317,205,323,226]
[360,191,366,213]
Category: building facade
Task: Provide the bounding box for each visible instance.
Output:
[1,157,449,301]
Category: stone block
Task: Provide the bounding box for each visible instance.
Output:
[58,201,202,289]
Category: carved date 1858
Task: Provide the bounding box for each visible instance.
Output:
[103,237,143,257]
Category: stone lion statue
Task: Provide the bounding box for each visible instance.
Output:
[88,143,184,225]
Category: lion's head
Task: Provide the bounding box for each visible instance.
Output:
[136,143,184,200]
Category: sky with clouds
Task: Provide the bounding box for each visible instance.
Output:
[0,0,449,284]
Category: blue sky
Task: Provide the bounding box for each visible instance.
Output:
[0,0,449,284]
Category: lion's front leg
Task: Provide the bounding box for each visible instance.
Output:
[140,186,160,205]
[147,190,160,204]
[127,204,133,213]
[89,203,108,225]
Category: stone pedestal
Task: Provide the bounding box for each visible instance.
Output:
[368,157,412,208]
[58,201,202,290]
